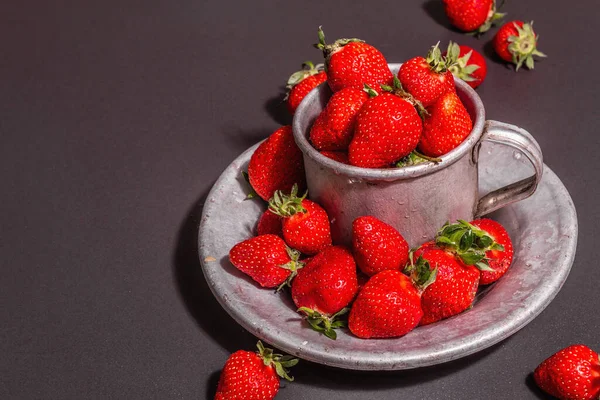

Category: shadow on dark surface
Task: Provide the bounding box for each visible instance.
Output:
[483,40,508,66]
[264,87,293,126]
[205,370,221,400]
[525,372,551,399]
[293,338,508,390]
[422,0,458,31]
[173,186,257,355]
[222,128,272,154]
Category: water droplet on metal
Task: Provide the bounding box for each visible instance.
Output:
[513,151,522,160]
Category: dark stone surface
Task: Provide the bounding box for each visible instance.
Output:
[1,1,597,398]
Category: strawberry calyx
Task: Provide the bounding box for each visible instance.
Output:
[268,184,307,218]
[475,0,506,35]
[426,42,458,74]
[298,307,349,340]
[404,251,437,292]
[314,26,364,60]
[285,61,325,95]
[447,42,481,83]
[363,83,379,98]
[256,340,299,382]
[435,220,504,270]
[276,246,304,291]
[507,21,547,71]
[381,76,428,118]
[396,151,442,167]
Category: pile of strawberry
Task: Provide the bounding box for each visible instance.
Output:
[230,183,514,339]
[304,31,476,167]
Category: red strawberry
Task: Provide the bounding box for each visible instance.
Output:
[256,209,283,237]
[398,42,457,108]
[315,27,393,92]
[229,234,302,289]
[348,82,422,168]
[442,0,505,34]
[269,184,332,255]
[348,270,425,339]
[444,43,487,89]
[309,87,369,151]
[534,344,600,400]
[418,91,473,157]
[352,216,409,276]
[320,150,349,164]
[215,341,298,400]
[435,219,512,285]
[412,242,480,325]
[469,219,513,285]
[248,126,306,201]
[293,246,358,339]
[493,21,547,71]
[286,62,327,114]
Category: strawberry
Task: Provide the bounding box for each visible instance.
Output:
[293,246,358,339]
[534,344,600,400]
[493,21,547,71]
[248,126,307,201]
[435,219,512,285]
[256,209,283,237]
[418,91,473,157]
[442,0,505,34]
[352,216,409,276]
[215,341,298,400]
[285,61,327,114]
[412,242,480,325]
[315,26,393,92]
[444,43,487,89]
[348,269,431,339]
[348,81,422,168]
[398,42,457,108]
[320,150,349,164]
[269,184,332,255]
[229,234,302,289]
[309,87,369,151]
[469,219,513,284]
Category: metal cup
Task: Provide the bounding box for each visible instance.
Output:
[292,63,543,248]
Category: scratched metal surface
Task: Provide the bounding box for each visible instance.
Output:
[198,141,577,370]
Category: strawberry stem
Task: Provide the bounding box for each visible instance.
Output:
[268,184,307,217]
[298,307,349,340]
[256,341,298,382]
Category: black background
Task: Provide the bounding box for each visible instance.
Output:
[2,1,599,399]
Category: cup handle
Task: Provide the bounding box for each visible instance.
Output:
[474,120,544,217]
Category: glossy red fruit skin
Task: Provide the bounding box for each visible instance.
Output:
[291,246,358,315]
[413,242,480,325]
[348,270,423,339]
[309,87,369,151]
[534,344,600,400]
[282,199,332,255]
[352,216,409,276]
[215,350,279,400]
[327,42,394,92]
[418,91,473,157]
[446,45,487,89]
[398,57,456,108]
[443,0,493,32]
[493,21,525,62]
[287,71,327,114]
[319,150,349,164]
[248,126,306,201]
[470,218,513,285]
[229,234,293,288]
[348,93,422,168]
[256,209,283,237]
